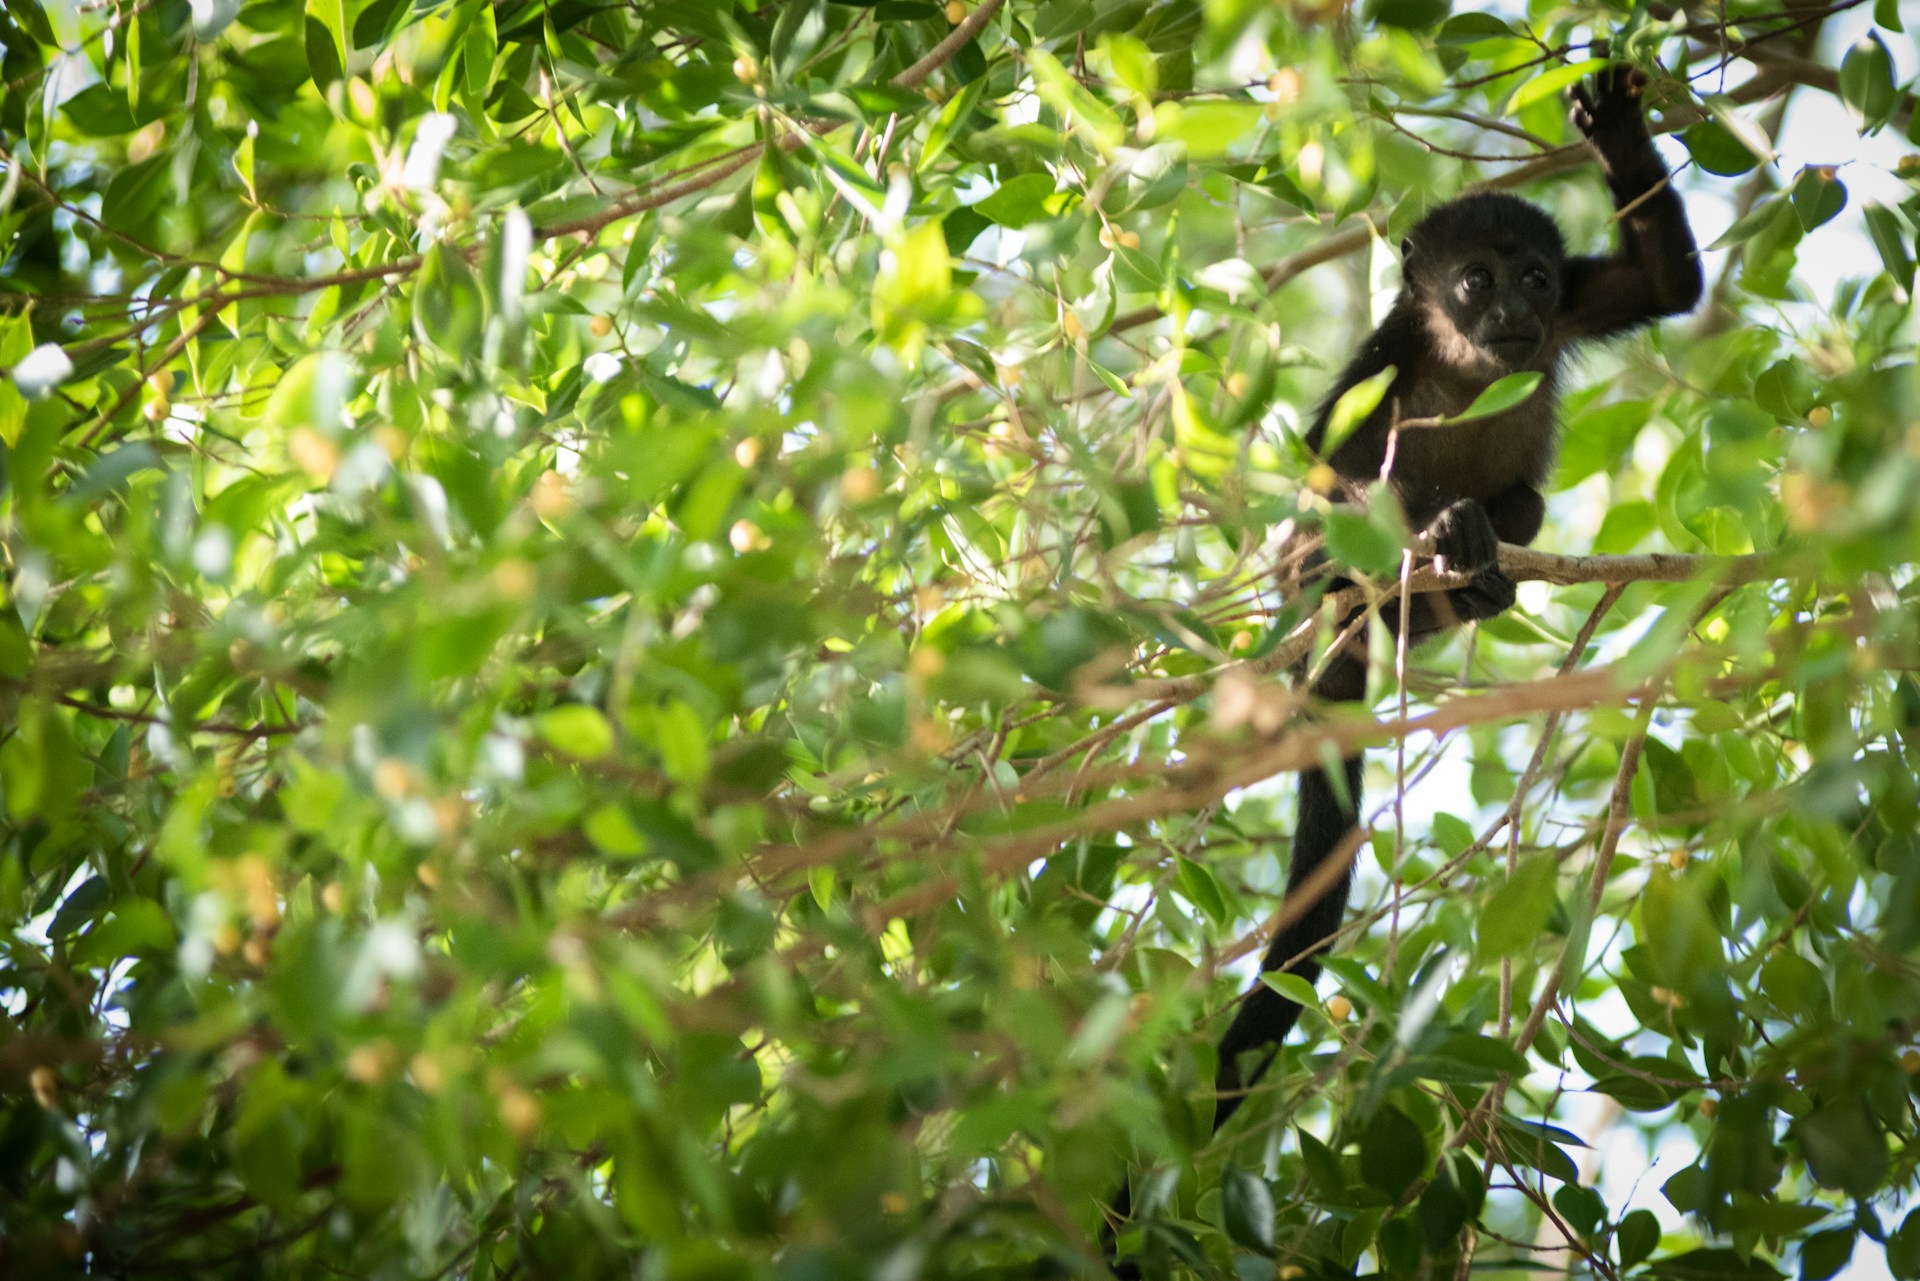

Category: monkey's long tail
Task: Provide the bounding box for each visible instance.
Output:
[1102,655,1365,1274]
[1210,652,1367,1134]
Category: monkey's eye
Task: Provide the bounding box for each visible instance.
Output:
[1522,267,1551,291]
[1462,267,1493,294]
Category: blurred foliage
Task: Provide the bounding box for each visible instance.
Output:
[4,0,1920,1277]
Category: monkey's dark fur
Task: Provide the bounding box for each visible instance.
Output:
[1213,65,1697,1129]
[1106,65,1700,1268]
[1212,65,1702,1131]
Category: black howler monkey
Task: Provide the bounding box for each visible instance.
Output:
[1205,65,1702,1136]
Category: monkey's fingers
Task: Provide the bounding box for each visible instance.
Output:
[1428,498,1499,575]
[1568,81,1594,119]
[1602,62,1646,102]
[1568,90,1595,137]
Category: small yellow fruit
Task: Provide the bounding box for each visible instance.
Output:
[1668,849,1689,871]
[1061,310,1083,339]
[734,437,762,467]
[288,428,341,484]
[1226,372,1250,397]
[242,935,272,968]
[729,519,771,553]
[1698,1097,1719,1118]
[1099,225,1117,249]
[434,796,468,841]
[345,1043,391,1084]
[1325,994,1353,1021]
[1267,68,1304,105]
[411,1052,447,1094]
[322,882,347,913]
[1119,229,1141,249]
[148,369,175,395]
[492,557,536,602]
[530,469,574,519]
[143,396,171,422]
[497,1083,542,1139]
[946,0,967,22]
[1901,1048,1920,1074]
[732,54,757,83]
[31,1066,59,1110]
[373,757,414,801]
[840,466,880,504]
[1305,462,1338,495]
[1807,405,1833,428]
[589,315,613,338]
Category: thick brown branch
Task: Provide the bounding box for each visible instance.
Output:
[1118,543,1785,704]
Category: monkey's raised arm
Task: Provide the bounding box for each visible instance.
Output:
[1556,66,1703,342]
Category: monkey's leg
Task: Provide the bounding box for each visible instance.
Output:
[1212,650,1367,1132]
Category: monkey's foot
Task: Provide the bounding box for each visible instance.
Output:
[1427,498,1499,575]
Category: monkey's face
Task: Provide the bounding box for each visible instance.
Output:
[1408,242,1562,375]
[1438,251,1560,371]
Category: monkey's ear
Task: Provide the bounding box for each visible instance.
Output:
[1400,237,1415,261]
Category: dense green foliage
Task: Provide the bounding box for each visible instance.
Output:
[6,0,1920,1277]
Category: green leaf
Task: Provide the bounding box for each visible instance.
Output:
[1648,1247,1785,1280]
[1087,357,1131,398]
[414,242,487,356]
[655,701,711,785]
[1702,95,1777,164]
[1619,1209,1662,1270]
[538,704,615,761]
[1477,855,1557,958]
[1495,1116,1581,1184]
[1360,1105,1428,1199]
[584,803,647,858]
[975,174,1060,228]
[1319,366,1395,459]
[1453,371,1542,422]
[1322,505,1404,577]
[1862,202,1915,291]
[1260,972,1320,1007]
[1888,1210,1920,1280]
[1436,13,1517,44]
[1791,168,1848,232]
[1707,196,1788,252]
[1174,856,1229,924]
[266,351,355,433]
[1681,120,1763,177]
[1221,1167,1275,1256]
[1800,1229,1855,1281]
[1026,47,1125,153]
[1640,868,1723,984]
[1155,101,1263,159]
[1506,60,1601,114]
[1792,1102,1887,1199]
[919,77,984,172]
[1839,34,1898,133]
[1429,812,1473,856]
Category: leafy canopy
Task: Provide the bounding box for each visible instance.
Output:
[5,1,1920,1279]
